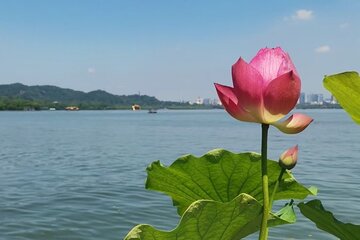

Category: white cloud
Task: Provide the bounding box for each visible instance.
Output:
[315,45,330,53]
[292,9,313,21]
[87,67,96,74]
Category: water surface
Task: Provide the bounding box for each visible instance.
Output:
[0,109,359,239]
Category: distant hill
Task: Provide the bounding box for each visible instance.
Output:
[0,83,197,110]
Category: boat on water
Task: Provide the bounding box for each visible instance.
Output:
[148,109,157,114]
[65,106,80,111]
[132,104,141,111]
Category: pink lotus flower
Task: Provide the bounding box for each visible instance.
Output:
[215,47,313,134]
[279,145,298,170]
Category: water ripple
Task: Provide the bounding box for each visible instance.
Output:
[0,110,359,239]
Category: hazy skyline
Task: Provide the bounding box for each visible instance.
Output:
[1,0,359,101]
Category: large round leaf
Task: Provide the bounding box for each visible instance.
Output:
[146,149,316,215]
[125,193,292,240]
[299,200,360,240]
[324,71,360,124]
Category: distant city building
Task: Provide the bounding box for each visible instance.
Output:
[213,98,222,106]
[307,93,317,103]
[203,98,211,105]
[299,92,306,104]
[191,97,222,106]
[318,94,324,104]
[306,93,323,104]
[203,98,222,106]
[195,97,203,105]
[296,92,339,107]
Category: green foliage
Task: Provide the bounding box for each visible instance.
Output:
[0,83,199,110]
[274,200,296,223]
[324,71,360,124]
[125,149,318,239]
[298,200,360,240]
[125,193,293,240]
[146,149,316,215]
[0,96,41,110]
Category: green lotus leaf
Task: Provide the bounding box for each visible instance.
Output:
[125,193,292,240]
[274,200,296,224]
[324,71,360,124]
[146,149,316,215]
[298,200,360,240]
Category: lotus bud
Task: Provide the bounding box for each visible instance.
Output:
[279,145,298,170]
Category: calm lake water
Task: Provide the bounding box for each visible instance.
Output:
[1,109,359,240]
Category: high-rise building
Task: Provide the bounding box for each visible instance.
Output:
[203,98,211,105]
[299,92,306,104]
[318,94,324,104]
[306,93,324,104]
[195,97,203,105]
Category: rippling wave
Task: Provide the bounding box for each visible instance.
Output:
[0,110,358,239]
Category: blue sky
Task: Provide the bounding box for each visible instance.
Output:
[0,0,359,101]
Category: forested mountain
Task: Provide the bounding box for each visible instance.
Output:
[0,83,193,110]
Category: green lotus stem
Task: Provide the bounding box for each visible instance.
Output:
[269,168,286,210]
[259,124,269,240]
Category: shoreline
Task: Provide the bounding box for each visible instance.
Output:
[0,105,342,112]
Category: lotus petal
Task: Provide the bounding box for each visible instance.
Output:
[272,113,313,134]
[214,83,256,122]
[232,58,265,122]
[263,71,301,123]
[250,47,290,84]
